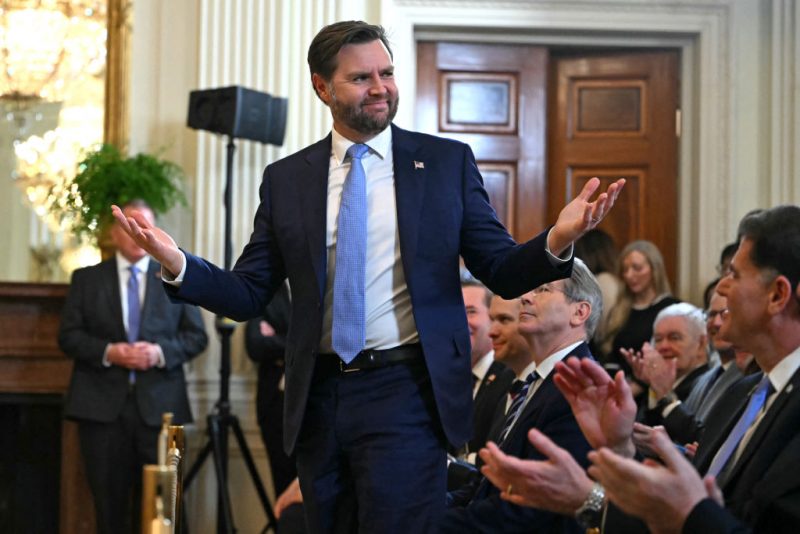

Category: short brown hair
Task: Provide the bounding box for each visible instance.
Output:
[307,21,392,98]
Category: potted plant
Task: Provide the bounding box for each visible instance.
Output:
[54,143,187,249]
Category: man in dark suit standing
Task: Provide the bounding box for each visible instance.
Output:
[113,21,623,533]
[441,259,601,532]
[59,201,208,534]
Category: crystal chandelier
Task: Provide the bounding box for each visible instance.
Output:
[1,0,109,280]
[0,0,107,104]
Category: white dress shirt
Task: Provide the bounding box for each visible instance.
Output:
[472,350,496,399]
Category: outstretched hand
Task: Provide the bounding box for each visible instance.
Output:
[554,356,637,457]
[547,177,625,256]
[111,205,184,275]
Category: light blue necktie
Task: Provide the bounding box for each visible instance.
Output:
[332,144,369,364]
[127,265,141,383]
[706,376,773,479]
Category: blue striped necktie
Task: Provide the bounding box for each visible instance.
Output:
[332,144,370,364]
[498,372,539,443]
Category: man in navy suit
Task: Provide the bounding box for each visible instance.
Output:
[59,201,208,534]
[441,259,601,532]
[114,21,623,533]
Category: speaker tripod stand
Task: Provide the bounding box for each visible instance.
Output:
[183,138,278,534]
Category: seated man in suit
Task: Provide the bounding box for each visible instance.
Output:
[622,303,709,426]
[485,295,535,437]
[441,259,601,533]
[652,290,759,445]
[58,201,208,534]
[462,279,515,456]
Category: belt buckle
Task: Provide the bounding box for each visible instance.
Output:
[339,359,360,373]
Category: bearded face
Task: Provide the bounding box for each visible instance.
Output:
[328,81,399,138]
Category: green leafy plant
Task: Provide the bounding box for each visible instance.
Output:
[56,144,187,242]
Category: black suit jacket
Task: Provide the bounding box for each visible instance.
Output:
[691,367,800,531]
[169,124,572,453]
[469,360,515,453]
[608,368,800,533]
[444,343,593,533]
[640,363,709,428]
[59,258,208,426]
[245,282,291,423]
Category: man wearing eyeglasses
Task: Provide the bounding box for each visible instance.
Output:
[441,259,601,532]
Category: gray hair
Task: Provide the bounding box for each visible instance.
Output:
[562,258,603,338]
[653,302,706,339]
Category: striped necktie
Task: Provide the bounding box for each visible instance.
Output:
[498,372,539,444]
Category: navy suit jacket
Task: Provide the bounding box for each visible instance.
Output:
[469,360,515,453]
[607,368,800,533]
[444,342,593,533]
[59,258,208,426]
[169,124,572,453]
[690,367,800,532]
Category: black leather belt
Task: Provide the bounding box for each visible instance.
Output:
[321,343,423,373]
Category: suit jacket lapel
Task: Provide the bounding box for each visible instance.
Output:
[476,360,504,404]
[391,125,425,285]
[104,258,126,340]
[140,261,161,326]
[723,367,800,487]
[298,135,333,301]
[508,343,592,448]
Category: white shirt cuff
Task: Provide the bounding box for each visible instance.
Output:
[162,250,187,285]
[544,228,573,265]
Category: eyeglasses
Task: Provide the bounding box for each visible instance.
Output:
[531,284,565,296]
[705,308,728,320]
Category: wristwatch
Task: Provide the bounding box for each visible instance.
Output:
[575,482,605,531]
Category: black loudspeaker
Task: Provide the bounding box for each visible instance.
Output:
[187,85,288,145]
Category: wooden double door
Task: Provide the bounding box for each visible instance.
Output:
[416,42,679,283]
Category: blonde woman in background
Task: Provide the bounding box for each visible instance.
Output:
[597,240,679,388]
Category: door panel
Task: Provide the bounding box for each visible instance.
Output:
[548,51,679,283]
[416,44,679,283]
[416,42,548,240]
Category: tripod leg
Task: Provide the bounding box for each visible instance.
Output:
[208,415,236,534]
[229,415,278,531]
[184,439,213,489]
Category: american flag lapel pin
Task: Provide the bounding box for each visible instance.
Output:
[414,160,425,170]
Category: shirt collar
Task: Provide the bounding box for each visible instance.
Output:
[535,340,585,380]
[766,344,800,395]
[517,360,538,381]
[331,125,392,165]
[472,350,495,381]
[116,252,150,274]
